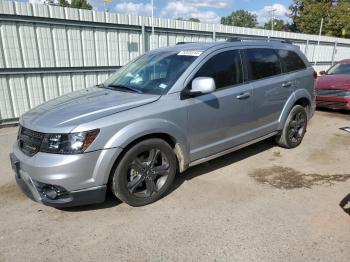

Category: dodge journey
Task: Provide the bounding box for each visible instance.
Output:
[10,38,316,207]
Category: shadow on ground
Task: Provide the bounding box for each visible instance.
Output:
[62,138,276,211]
[165,138,276,197]
[60,192,122,212]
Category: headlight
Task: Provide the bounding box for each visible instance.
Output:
[40,129,99,154]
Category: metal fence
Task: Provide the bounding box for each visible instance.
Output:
[1,0,350,123]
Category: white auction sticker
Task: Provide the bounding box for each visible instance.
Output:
[159,83,167,89]
[177,50,203,56]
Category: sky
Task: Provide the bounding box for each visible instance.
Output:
[25,0,293,24]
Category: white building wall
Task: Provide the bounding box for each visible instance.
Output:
[0,0,350,122]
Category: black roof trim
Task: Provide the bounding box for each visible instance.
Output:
[226,37,293,44]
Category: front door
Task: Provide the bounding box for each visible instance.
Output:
[185,49,254,162]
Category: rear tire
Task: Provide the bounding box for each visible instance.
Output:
[110,138,176,207]
[275,105,308,148]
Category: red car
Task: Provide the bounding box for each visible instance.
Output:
[315,59,350,110]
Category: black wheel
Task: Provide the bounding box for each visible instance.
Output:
[275,105,308,148]
[110,138,177,207]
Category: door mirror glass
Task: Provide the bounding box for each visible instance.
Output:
[190,77,216,95]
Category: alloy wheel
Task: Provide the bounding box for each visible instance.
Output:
[287,111,306,144]
[127,148,170,198]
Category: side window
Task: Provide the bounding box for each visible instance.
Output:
[278,49,306,72]
[194,50,243,89]
[245,48,281,80]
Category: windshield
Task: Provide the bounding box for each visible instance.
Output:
[327,63,350,75]
[103,51,198,95]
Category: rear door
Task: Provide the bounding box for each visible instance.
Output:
[277,48,310,101]
[244,47,293,137]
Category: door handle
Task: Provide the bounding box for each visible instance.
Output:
[236,92,251,99]
[282,81,292,88]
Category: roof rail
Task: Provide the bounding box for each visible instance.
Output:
[226,37,292,44]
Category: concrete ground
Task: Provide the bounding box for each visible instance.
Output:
[0,110,349,262]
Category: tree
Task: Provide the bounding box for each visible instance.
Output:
[69,0,92,10]
[44,0,92,10]
[58,0,70,7]
[176,17,201,22]
[288,0,333,35]
[264,19,288,31]
[221,10,258,28]
[188,18,200,22]
[288,0,350,37]
[327,1,350,37]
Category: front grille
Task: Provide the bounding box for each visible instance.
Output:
[18,126,44,156]
[316,89,350,97]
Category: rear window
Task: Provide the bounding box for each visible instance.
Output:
[278,50,306,72]
[245,48,281,80]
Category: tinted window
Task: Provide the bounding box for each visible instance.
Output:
[194,50,243,89]
[278,49,306,72]
[245,48,281,80]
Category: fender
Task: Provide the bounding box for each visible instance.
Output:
[277,89,312,130]
[104,118,190,171]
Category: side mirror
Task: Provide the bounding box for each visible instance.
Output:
[190,77,216,95]
[319,70,326,75]
[180,77,216,99]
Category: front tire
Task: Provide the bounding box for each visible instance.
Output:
[275,105,308,148]
[110,138,177,207]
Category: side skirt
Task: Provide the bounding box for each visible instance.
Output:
[188,131,278,167]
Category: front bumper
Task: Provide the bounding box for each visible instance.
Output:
[14,166,106,208]
[10,143,123,207]
[316,96,350,110]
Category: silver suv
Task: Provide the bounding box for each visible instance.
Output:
[10,39,316,207]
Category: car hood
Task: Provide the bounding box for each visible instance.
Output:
[20,87,161,133]
[316,74,350,90]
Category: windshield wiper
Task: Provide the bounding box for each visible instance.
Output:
[107,84,142,93]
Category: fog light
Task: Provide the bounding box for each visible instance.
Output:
[41,185,67,200]
[43,187,58,200]
[32,180,68,200]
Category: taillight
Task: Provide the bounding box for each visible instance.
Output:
[313,71,317,79]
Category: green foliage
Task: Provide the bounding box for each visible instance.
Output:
[264,19,287,31]
[176,17,201,22]
[327,1,350,37]
[289,0,332,34]
[58,0,70,8]
[45,0,92,10]
[221,10,258,28]
[69,0,92,10]
[289,0,350,37]
[188,18,200,22]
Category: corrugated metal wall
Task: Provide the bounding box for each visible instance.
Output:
[1,0,350,123]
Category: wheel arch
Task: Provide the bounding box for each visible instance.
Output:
[104,119,190,185]
[278,89,312,130]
